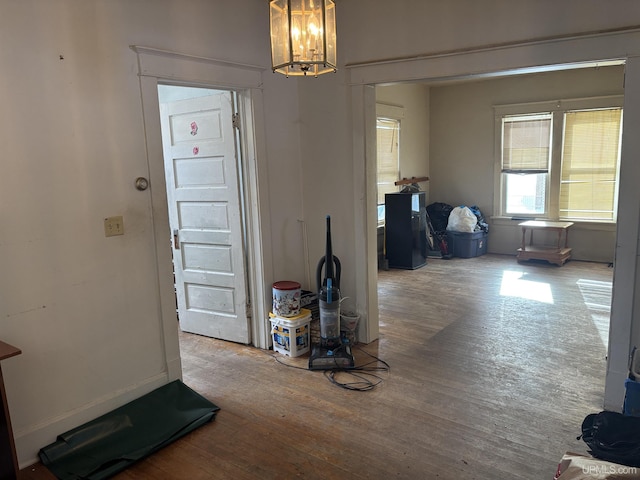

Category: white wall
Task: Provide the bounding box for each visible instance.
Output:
[0,0,306,466]
[339,0,640,66]
[297,72,354,293]
[260,72,307,286]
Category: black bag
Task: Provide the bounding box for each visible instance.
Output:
[426,202,453,233]
[580,410,640,467]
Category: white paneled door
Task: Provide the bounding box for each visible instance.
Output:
[160,91,250,344]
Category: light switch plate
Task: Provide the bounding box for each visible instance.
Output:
[104,216,124,237]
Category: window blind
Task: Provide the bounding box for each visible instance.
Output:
[502,114,552,173]
[377,117,400,204]
[559,108,622,221]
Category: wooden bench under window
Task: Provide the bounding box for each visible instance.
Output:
[517,220,574,266]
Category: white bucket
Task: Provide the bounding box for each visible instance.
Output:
[269,309,311,357]
[272,280,301,317]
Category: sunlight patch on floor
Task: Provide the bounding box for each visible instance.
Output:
[499,270,554,304]
[577,278,612,348]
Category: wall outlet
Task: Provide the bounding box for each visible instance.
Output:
[104,216,124,237]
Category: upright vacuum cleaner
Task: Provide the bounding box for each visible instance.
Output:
[309,216,355,370]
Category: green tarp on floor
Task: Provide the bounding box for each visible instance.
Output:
[39,380,220,480]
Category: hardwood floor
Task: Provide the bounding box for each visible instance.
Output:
[21,254,613,479]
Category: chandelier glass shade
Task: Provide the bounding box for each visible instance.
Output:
[269,0,337,77]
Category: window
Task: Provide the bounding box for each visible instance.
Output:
[502,113,552,215]
[560,108,622,221]
[497,97,622,222]
[376,116,400,225]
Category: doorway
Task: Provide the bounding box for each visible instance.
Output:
[372,69,620,405]
[352,45,640,409]
[133,47,273,382]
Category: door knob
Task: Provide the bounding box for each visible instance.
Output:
[135,177,149,191]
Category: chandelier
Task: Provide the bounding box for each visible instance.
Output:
[269,0,337,77]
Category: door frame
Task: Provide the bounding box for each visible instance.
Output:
[132,46,273,381]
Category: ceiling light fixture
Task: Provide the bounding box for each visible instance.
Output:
[269,0,337,77]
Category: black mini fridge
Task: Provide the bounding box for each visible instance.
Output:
[384,192,427,269]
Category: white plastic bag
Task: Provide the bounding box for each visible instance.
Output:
[446,206,477,233]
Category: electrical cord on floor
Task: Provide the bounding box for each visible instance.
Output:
[324,369,383,391]
[324,346,390,391]
[271,354,309,370]
[271,345,390,391]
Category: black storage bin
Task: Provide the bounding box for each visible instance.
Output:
[447,230,487,258]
